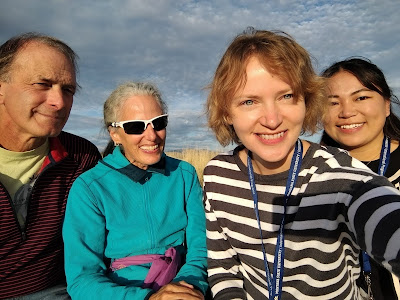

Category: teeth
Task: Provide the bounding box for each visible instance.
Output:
[259,132,284,140]
[340,123,363,129]
[140,145,159,150]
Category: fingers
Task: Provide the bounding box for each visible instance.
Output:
[149,282,204,300]
[177,281,194,289]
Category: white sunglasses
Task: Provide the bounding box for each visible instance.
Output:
[111,114,168,134]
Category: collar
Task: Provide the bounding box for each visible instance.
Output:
[38,136,68,173]
[101,146,166,183]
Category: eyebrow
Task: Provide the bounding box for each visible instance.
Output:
[234,88,293,100]
[328,88,372,99]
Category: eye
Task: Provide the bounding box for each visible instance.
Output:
[241,99,254,106]
[34,82,51,87]
[355,96,368,101]
[63,86,76,96]
[278,93,295,102]
[283,94,294,100]
[329,100,339,106]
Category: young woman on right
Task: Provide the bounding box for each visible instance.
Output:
[203,28,400,300]
[321,57,400,300]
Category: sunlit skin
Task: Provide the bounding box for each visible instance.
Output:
[323,71,398,161]
[0,41,76,152]
[109,95,167,170]
[149,280,204,300]
[229,56,310,175]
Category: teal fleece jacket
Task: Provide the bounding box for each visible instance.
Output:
[63,147,207,299]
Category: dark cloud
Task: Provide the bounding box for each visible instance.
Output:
[1,0,399,151]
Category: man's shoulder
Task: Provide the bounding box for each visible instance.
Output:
[56,131,101,161]
[57,131,98,150]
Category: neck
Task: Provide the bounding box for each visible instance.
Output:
[0,135,47,152]
[250,153,293,175]
[242,140,309,176]
[347,135,386,162]
[131,160,148,170]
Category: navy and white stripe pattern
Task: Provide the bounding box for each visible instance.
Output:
[204,142,400,299]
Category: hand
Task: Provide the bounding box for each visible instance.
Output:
[149,281,204,300]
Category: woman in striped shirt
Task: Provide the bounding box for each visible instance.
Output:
[204,28,400,299]
[321,57,400,299]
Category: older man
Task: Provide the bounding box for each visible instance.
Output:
[0,33,101,299]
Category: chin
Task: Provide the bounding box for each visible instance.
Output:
[146,155,163,166]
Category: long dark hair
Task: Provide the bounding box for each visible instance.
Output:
[321,57,400,142]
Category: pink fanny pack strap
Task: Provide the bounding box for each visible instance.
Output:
[110,247,181,291]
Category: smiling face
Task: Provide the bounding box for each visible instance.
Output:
[0,41,76,151]
[109,95,166,170]
[323,71,390,158]
[228,56,306,174]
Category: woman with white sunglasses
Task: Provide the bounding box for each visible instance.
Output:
[63,82,207,300]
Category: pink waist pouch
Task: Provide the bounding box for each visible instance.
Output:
[110,247,181,291]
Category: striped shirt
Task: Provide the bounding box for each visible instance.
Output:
[0,131,101,298]
[364,143,400,190]
[204,142,400,299]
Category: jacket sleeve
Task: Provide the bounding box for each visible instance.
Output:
[347,175,400,277]
[63,177,154,300]
[172,165,208,295]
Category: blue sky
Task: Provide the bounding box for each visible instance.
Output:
[1,0,399,152]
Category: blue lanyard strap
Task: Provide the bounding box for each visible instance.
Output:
[378,136,390,177]
[247,139,303,300]
[362,136,390,274]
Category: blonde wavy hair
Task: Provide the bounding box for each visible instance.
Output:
[206,27,325,146]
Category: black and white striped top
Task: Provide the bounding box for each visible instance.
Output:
[364,143,400,190]
[204,142,400,299]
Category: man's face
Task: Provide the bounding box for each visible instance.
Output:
[0,41,76,144]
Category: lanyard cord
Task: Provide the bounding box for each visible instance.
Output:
[362,136,390,274]
[247,139,303,300]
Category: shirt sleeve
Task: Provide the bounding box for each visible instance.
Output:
[63,177,153,300]
[204,191,246,300]
[172,165,208,295]
[347,175,400,277]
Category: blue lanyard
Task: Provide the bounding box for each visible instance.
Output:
[247,139,303,300]
[362,136,390,273]
[378,136,390,177]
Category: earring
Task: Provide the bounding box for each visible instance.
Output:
[114,142,121,146]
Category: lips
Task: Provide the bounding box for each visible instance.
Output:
[36,111,65,120]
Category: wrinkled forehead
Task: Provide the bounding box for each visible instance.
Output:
[11,42,76,83]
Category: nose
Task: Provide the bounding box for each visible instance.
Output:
[143,123,158,140]
[259,103,283,129]
[47,86,72,110]
[338,100,356,118]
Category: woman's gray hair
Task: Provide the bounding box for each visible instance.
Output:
[103,81,168,128]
